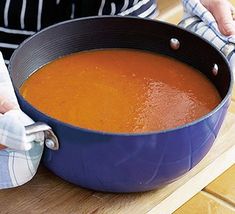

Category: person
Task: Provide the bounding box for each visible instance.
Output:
[0,0,235,64]
[0,0,235,149]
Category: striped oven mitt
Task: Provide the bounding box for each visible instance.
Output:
[179,0,235,73]
[0,52,45,189]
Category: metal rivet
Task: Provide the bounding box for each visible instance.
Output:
[25,122,59,151]
[45,139,56,149]
[170,38,180,50]
[212,64,218,76]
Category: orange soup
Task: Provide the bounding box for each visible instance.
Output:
[20,49,221,133]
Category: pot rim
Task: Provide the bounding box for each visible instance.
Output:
[9,16,234,137]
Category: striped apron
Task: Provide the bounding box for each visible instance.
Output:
[0,0,158,64]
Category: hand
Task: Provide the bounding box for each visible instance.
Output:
[0,96,17,114]
[0,96,17,150]
[201,0,235,36]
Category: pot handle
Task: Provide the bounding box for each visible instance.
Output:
[25,122,59,150]
[179,16,235,58]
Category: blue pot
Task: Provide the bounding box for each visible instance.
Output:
[9,16,233,192]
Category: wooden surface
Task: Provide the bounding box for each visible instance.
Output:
[174,190,235,214]
[157,0,181,15]
[205,165,235,207]
[157,0,183,24]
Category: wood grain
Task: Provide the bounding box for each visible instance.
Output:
[158,0,181,15]
[174,191,235,214]
[204,165,235,207]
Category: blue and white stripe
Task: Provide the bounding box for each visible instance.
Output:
[98,0,157,19]
[0,53,44,189]
[0,0,158,64]
[180,0,235,73]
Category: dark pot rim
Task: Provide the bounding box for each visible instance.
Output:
[9,15,234,137]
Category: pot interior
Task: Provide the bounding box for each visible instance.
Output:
[9,16,232,102]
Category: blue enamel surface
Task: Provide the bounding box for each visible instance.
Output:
[18,96,230,192]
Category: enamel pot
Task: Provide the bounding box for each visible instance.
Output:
[8,16,233,192]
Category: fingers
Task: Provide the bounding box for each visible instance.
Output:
[213,2,235,35]
[0,96,17,114]
[202,0,235,36]
[0,145,6,150]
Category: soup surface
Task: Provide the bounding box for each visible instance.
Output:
[20,49,221,133]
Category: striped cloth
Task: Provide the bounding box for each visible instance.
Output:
[180,0,235,73]
[0,52,44,189]
[0,0,157,64]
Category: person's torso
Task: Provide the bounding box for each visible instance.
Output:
[0,0,158,63]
